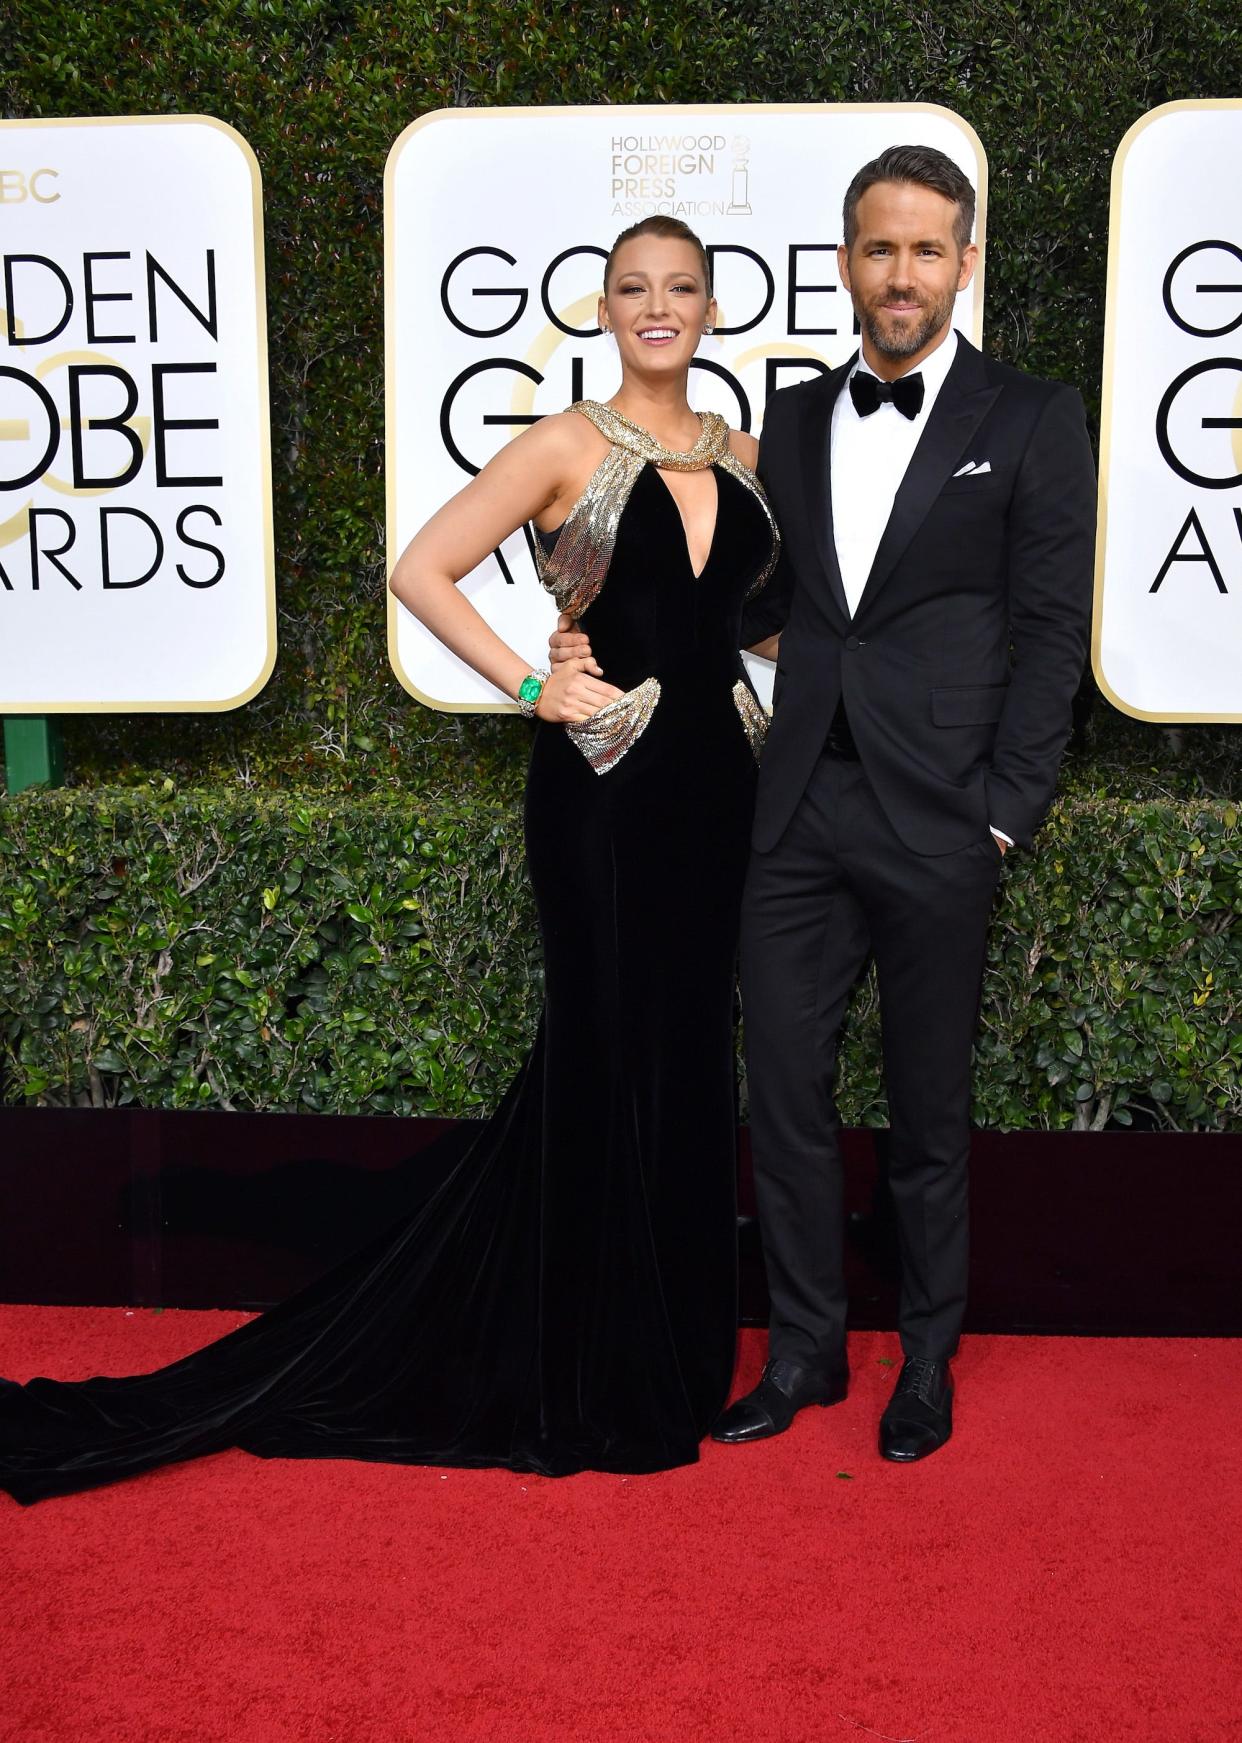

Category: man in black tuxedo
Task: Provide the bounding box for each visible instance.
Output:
[711,144,1096,1461]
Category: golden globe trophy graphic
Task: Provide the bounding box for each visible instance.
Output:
[729,136,752,216]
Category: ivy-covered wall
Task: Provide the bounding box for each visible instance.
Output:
[3,2,1240,1128]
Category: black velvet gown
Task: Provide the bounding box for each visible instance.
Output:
[0,403,778,1504]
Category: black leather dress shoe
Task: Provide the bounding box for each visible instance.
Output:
[711,1358,848,1444]
[879,1357,953,1462]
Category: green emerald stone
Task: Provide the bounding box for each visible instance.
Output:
[518,675,544,703]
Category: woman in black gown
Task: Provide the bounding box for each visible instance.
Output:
[0,216,778,1504]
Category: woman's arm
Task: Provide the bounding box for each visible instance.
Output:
[389,415,621,721]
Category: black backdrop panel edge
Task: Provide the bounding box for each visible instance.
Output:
[1,1110,1239,1336]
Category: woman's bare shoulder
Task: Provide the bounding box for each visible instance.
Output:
[514,410,615,529]
[727,427,760,470]
[516,408,611,462]
[484,409,611,506]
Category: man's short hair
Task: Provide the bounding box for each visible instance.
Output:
[842,145,976,253]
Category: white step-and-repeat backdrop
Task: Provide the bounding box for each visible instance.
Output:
[1094,99,1242,723]
[0,116,274,713]
[385,104,987,712]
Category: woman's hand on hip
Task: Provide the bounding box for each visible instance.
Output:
[536,658,623,722]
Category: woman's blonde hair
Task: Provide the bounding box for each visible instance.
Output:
[603,216,712,296]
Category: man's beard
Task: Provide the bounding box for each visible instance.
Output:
[858,284,956,361]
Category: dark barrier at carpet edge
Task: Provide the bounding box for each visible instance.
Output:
[0,1109,1239,1336]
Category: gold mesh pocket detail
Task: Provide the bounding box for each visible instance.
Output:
[564,677,661,775]
[732,679,770,762]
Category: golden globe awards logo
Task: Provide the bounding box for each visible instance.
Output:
[386,104,986,711]
[1094,100,1242,722]
[1,247,226,590]
[0,116,274,713]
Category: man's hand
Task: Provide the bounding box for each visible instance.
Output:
[990,831,1009,856]
[549,613,601,675]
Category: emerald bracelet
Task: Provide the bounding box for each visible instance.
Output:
[516,669,550,718]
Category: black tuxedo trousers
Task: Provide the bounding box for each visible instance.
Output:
[741,751,1002,1366]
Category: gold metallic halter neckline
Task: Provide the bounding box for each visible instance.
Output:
[573,400,731,472]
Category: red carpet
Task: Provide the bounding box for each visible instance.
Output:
[1,1310,1238,1743]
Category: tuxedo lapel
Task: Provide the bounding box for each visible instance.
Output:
[854,339,1001,622]
[796,363,852,622]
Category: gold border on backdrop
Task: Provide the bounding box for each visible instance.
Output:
[0,114,276,715]
[384,102,989,714]
[1092,97,1242,724]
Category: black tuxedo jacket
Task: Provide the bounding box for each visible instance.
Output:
[742,337,1096,856]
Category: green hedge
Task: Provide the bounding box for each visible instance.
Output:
[2,785,1237,1130]
[0,786,542,1117]
[3,0,1242,795]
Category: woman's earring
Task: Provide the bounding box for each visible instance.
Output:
[703,324,714,334]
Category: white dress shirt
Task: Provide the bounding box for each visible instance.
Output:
[830,326,958,618]
[829,328,1012,847]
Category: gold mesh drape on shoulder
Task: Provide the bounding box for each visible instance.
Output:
[718,449,780,596]
[531,442,647,621]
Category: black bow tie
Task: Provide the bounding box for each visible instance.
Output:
[849,369,925,420]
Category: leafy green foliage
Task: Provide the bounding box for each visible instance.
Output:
[1,786,1237,1129]
[980,799,1240,1131]
[0,786,542,1115]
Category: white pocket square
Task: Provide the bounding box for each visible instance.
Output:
[953,460,991,477]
